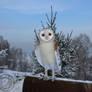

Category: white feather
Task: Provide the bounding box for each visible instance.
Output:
[35,44,61,71]
[55,50,61,72]
[35,46,43,67]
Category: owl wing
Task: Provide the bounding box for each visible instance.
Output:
[35,44,44,67]
[55,50,61,72]
[54,41,61,72]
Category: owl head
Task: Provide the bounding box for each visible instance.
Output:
[39,28,55,42]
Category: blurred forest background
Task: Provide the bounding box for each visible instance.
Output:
[0,8,92,81]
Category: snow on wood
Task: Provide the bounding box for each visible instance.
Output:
[2,69,92,84]
[23,76,92,92]
[0,70,92,92]
[56,78,92,84]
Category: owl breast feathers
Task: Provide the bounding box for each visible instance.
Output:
[35,41,61,71]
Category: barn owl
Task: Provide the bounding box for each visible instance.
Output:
[35,28,61,80]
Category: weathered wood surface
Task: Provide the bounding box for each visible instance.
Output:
[23,76,92,92]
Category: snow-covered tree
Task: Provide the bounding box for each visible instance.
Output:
[0,36,9,66]
[33,7,78,78]
[33,7,92,80]
[72,34,92,80]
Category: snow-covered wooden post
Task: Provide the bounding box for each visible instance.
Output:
[23,76,92,92]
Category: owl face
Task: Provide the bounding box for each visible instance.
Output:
[39,28,54,42]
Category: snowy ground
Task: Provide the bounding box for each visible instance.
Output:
[0,69,92,92]
[9,80,24,92]
[0,70,28,92]
[0,79,24,92]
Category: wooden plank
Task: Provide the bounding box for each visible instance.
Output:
[23,76,92,92]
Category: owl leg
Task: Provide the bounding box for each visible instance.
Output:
[52,69,55,81]
[43,68,49,80]
[45,69,48,77]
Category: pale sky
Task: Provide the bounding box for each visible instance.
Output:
[0,0,92,52]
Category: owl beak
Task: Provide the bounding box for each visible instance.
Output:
[45,36,48,39]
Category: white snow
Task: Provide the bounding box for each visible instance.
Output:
[0,49,8,57]
[0,69,92,92]
[0,70,30,92]
[31,73,92,84]
[0,79,24,92]
[3,70,92,84]
[56,78,92,84]
[9,79,24,92]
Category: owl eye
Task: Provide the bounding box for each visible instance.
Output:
[42,33,45,37]
[49,33,52,36]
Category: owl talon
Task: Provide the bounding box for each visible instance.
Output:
[43,76,49,80]
[39,73,45,79]
[39,73,49,80]
[52,77,56,82]
[40,73,44,77]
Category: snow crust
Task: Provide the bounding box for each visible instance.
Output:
[0,70,92,92]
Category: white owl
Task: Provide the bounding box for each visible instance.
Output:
[35,28,61,80]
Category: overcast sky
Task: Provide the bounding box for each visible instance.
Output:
[0,0,92,52]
